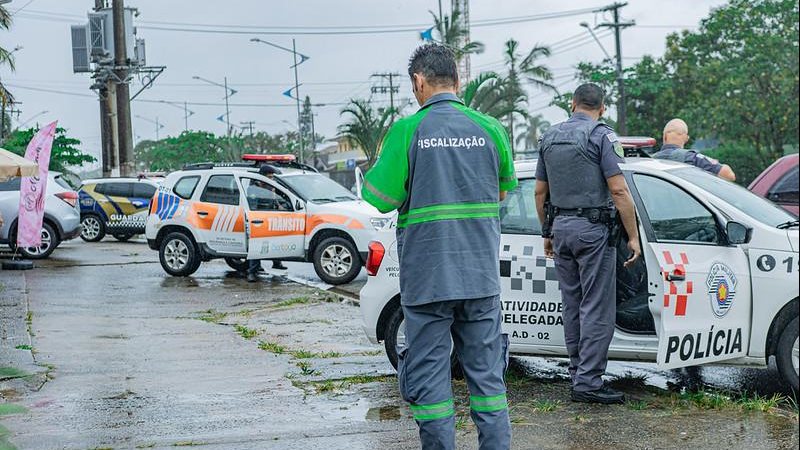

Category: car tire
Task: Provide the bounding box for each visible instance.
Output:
[10,222,59,260]
[383,302,463,379]
[225,257,249,273]
[159,232,200,277]
[312,236,361,285]
[775,316,799,392]
[80,215,105,242]
[112,233,135,242]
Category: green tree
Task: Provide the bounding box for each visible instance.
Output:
[461,71,523,120]
[0,5,13,71]
[1,4,16,140]
[134,131,226,171]
[500,39,554,154]
[338,99,397,168]
[515,114,551,150]
[428,3,484,64]
[4,127,95,173]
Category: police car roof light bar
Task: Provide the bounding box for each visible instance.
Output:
[242,154,296,162]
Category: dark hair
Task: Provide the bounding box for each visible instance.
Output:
[259,165,281,176]
[573,83,605,111]
[408,43,459,87]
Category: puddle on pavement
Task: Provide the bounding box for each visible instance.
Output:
[365,406,405,421]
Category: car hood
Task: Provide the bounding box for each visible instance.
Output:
[313,199,394,219]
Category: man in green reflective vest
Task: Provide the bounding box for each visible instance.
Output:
[362,43,517,450]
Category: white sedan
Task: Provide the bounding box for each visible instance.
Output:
[360,159,800,391]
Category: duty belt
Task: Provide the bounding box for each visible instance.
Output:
[553,207,616,225]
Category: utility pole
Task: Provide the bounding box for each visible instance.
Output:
[223,76,232,137]
[371,72,400,116]
[94,0,115,177]
[112,0,134,176]
[596,2,634,135]
[240,121,255,137]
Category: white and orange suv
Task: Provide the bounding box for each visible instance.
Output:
[145,155,392,285]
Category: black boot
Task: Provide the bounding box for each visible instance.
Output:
[272,261,288,270]
[571,386,625,404]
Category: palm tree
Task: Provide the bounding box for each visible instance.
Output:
[338,99,397,168]
[515,114,551,150]
[0,4,15,140]
[501,40,556,152]
[428,3,484,65]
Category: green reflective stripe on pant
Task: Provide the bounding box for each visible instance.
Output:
[409,399,455,421]
[470,394,508,413]
[397,202,498,228]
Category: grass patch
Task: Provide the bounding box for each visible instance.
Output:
[455,415,469,430]
[0,367,30,380]
[135,444,157,449]
[304,374,394,393]
[258,341,286,354]
[0,404,27,416]
[360,349,384,356]
[738,393,784,412]
[273,296,313,308]
[14,345,32,351]
[296,361,318,376]
[197,309,227,324]
[234,324,258,340]
[531,399,560,412]
[627,400,650,411]
[172,442,205,447]
[680,391,734,410]
[290,349,342,359]
[315,380,337,393]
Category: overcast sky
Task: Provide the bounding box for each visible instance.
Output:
[3,0,727,168]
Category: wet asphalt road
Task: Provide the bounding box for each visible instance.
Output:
[0,238,797,449]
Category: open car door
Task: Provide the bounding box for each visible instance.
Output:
[239,176,306,261]
[629,172,752,369]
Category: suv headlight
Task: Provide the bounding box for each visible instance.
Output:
[370,217,391,230]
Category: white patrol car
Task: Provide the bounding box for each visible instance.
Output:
[360,159,800,390]
[145,155,392,285]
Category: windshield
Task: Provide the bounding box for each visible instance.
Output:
[280,173,357,203]
[672,167,795,227]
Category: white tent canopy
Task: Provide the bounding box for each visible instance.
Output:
[0,148,38,182]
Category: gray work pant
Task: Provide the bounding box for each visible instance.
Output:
[552,216,616,392]
[399,295,511,450]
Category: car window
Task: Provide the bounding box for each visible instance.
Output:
[100,182,133,197]
[53,175,73,190]
[768,165,799,205]
[200,175,240,206]
[241,177,292,211]
[633,174,719,244]
[133,183,157,199]
[173,176,200,200]
[500,178,541,235]
[0,178,21,191]
[279,173,357,203]
[672,167,794,227]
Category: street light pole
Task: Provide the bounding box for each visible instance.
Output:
[224,76,231,138]
[292,39,304,164]
[250,37,310,164]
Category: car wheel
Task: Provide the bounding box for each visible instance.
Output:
[313,236,360,285]
[112,233,135,242]
[776,316,799,392]
[80,215,105,242]
[159,232,200,277]
[225,257,249,273]
[383,302,463,379]
[12,223,59,260]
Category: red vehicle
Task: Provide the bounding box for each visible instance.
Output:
[749,154,799,216]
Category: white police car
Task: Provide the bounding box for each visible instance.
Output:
[360,159,800,390]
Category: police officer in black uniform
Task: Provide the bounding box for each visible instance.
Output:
[534,83,641,404]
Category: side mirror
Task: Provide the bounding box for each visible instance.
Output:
[726,221,752,245]
[295,200,304,211]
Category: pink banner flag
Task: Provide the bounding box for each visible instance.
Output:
[17,121,58,248]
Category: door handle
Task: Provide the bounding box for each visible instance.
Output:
[252,219,264,225]
[666,268,685,282]
[197,211,209,217]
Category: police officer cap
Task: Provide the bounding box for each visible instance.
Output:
[259,165,282,176]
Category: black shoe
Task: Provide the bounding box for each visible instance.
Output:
[571,386,625,404]
[272,262,288,270]
[247,273,258,283]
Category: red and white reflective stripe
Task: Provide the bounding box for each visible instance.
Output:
[661,250,692,317]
